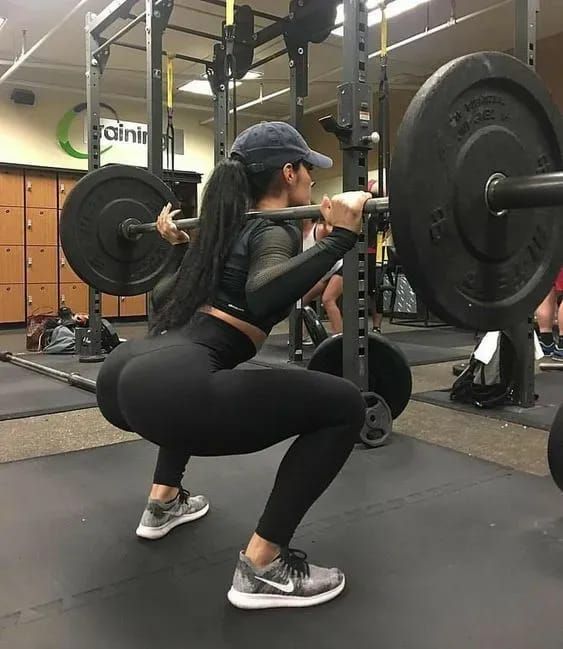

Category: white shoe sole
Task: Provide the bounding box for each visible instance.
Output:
[227,576,345,610]
[136,503,210,540]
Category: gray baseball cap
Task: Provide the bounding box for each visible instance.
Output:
[230,121,333,173]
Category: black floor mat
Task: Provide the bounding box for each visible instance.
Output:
[251,333,471,369]
[0,354,269,421]
[413,370,563,430]
[385,326,478,348]
[0,355,99,420]
[1,437,563,649]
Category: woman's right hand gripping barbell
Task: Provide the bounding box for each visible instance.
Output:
[156,203,190,245]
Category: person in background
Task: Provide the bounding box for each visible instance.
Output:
[366,179,392,333]
[301,216,344,335]
[536,268,563,358]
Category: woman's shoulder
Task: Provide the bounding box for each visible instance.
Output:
[247,218,301,249]
[251,217,299,234]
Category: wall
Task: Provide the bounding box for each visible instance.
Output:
[537,32,563,110]
[0,85,220,190]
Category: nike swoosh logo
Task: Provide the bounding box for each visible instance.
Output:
[255,576,295,594]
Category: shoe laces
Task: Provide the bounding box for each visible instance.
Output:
[278,547,310,579]
[177,486,191,504]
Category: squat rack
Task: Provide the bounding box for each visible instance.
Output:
[80,0,541,406]
[81,0,319,362]
[81,0,351,365]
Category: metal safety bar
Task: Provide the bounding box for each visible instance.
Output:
[92,10,147,57]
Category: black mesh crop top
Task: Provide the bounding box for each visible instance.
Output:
[151,219,358,334]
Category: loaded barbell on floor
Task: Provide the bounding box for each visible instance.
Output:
[307,332,412,448]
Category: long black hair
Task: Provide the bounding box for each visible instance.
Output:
[150,156,294,335]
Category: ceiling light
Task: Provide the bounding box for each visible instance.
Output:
[179,70,261,95]
[332,0,431,37]
[242,70,263,80]
[178,78,242,95]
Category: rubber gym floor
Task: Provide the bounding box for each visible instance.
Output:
[0,320,561,649]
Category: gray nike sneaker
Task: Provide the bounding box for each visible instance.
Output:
[136,487,209,540]
[227,547,345,609]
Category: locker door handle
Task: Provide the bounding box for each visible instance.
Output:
[27,220,32,229]
[61,294,66,302]
[27,181,32,192]
[61,258,66,267]
[28,295,32,305]
[27,258,32,267]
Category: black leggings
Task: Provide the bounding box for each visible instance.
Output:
[96,313,366,547]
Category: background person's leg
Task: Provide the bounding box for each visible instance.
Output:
[536,287,557,355]
[302,280,326,307]
[552,269,563,359]
[322,274,343,334]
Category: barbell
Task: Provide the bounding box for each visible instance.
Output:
[60,51,563,332]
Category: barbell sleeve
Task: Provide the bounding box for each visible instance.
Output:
[486,171,563,212]
[125,196,390,238]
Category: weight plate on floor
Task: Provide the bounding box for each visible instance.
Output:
[302,306,329,346]
[101,318,121,352]
[60,165,177,296]
[548,403,563,491]
[390,52,563,331]
[360,393,393,448]
[307,332,412,419]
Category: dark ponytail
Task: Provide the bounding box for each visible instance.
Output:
[150,158,250,334]
[150,156,289,335]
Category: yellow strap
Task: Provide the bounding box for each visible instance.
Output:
[166,54,174,110]
[380,1,388,56]
[226,0,235,27]
[376,231,384,265]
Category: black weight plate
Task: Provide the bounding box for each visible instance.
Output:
[288,0,339,45]
[60,165,177,296]
[547,402,563,492]
[101,318,121,352]
[361,394,393,448]
[302,306,329,346]
[390,52,563,331]
[307,333,412,418]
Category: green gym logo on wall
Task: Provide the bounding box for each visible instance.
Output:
[56,102,118,159]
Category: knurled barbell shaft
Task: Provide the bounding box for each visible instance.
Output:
[487,171,563,212]
[126,171,563,239]
[125,196,390,237]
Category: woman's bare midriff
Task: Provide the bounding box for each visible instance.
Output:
[198,305,268,351]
